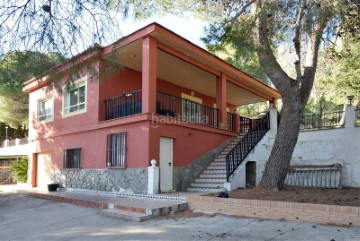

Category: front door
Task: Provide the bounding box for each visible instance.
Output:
[159,137,173,192]
[36,153,52,190]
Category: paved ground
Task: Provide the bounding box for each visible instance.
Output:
[1,192,360,241]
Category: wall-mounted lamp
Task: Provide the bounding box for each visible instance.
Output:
[347,95,354,106]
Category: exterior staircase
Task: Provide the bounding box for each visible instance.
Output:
[186,112,271,193]
[186,135,245,193]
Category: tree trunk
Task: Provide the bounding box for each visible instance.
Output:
[260,98,302,190]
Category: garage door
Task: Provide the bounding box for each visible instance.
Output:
[36,154,52,190]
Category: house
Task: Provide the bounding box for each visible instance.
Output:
[20,23,281,193]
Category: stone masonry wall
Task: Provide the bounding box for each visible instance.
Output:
[52,168,148,194]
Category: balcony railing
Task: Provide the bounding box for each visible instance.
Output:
[356,109,360,126]
[0,138,28,148]
[300,111,345,130]
[226,112,236,131]
[240,116,252,133]
[156,91,219,129]
[104,90,142,120]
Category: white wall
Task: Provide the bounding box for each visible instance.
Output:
[292,106,360,187]
[227,106,360,190]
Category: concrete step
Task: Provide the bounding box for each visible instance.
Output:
[203,169,226,174]
[207,165,226,170]
[194,178,227,183]
[213,157,226,162]
[190,182,224,188]
[186,187,225,193]
[100,209,152,222]
[199,173,226,179]
[209,161,226,166]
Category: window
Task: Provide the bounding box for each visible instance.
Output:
[64,148,81,169]
[38,97,53,122]
[63,77,87,116]
[106,132,127,167]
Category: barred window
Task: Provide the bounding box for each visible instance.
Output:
[64,148,81,169]
[106,132,127,167]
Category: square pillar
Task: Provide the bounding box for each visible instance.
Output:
[142,36,157,114]
[216,73,227,128]
[148,159,159,194]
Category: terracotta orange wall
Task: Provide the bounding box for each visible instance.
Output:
[28,62,100,140]
[98,66,237,117]
[148,122,232,167]
[34,121,150,170]
[98,65,142,121]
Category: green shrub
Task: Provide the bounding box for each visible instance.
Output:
[10,157,28,183]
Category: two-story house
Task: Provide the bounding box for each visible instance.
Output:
[23,23,280,194]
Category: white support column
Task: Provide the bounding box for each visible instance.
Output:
[345,105,356,129]
[147,159,159,194]
[269,106,278,139]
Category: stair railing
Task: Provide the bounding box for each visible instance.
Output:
[225,111,270,181]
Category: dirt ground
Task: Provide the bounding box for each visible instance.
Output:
[207,187,360,207]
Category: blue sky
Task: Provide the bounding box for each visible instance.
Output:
[119,14,207,48]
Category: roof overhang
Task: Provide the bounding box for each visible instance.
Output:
[24,22,281,106]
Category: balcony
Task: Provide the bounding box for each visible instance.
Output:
[104,90,239,132]
[156,91,219,129]
[104,90,142,120]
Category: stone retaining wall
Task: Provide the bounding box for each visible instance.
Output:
[187,195,360,226]
[52,168,148,194]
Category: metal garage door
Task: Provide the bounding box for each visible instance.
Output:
[36,154,52,190]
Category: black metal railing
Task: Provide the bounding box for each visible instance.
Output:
[300,111,344,130]
[104,90,142,120]
[356,109,360,127]
[240,116,253,133]
[226,112,237,131]
[156,91,219,128]
[225,112,270,181]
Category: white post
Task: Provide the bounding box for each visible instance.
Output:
[345,105,356,129]
[269,107,278,139]
[147,159,159,194]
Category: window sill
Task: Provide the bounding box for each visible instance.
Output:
[107,166,126,169]
[37,117,54,123]
[62,108,87,118]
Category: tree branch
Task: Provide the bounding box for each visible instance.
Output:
[300,7,333,107]
[293,0,306,82]
[252,1,294,94]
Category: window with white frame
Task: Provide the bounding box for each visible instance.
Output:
[63,77,87,116]
[38,97,53,122]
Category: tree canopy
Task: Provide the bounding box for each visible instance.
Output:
[0,51,64,128]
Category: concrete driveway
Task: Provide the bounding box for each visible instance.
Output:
[0,192,359,241]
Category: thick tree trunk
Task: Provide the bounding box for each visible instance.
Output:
[260,98,303,190]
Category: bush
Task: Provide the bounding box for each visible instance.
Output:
[10,157,28,183]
